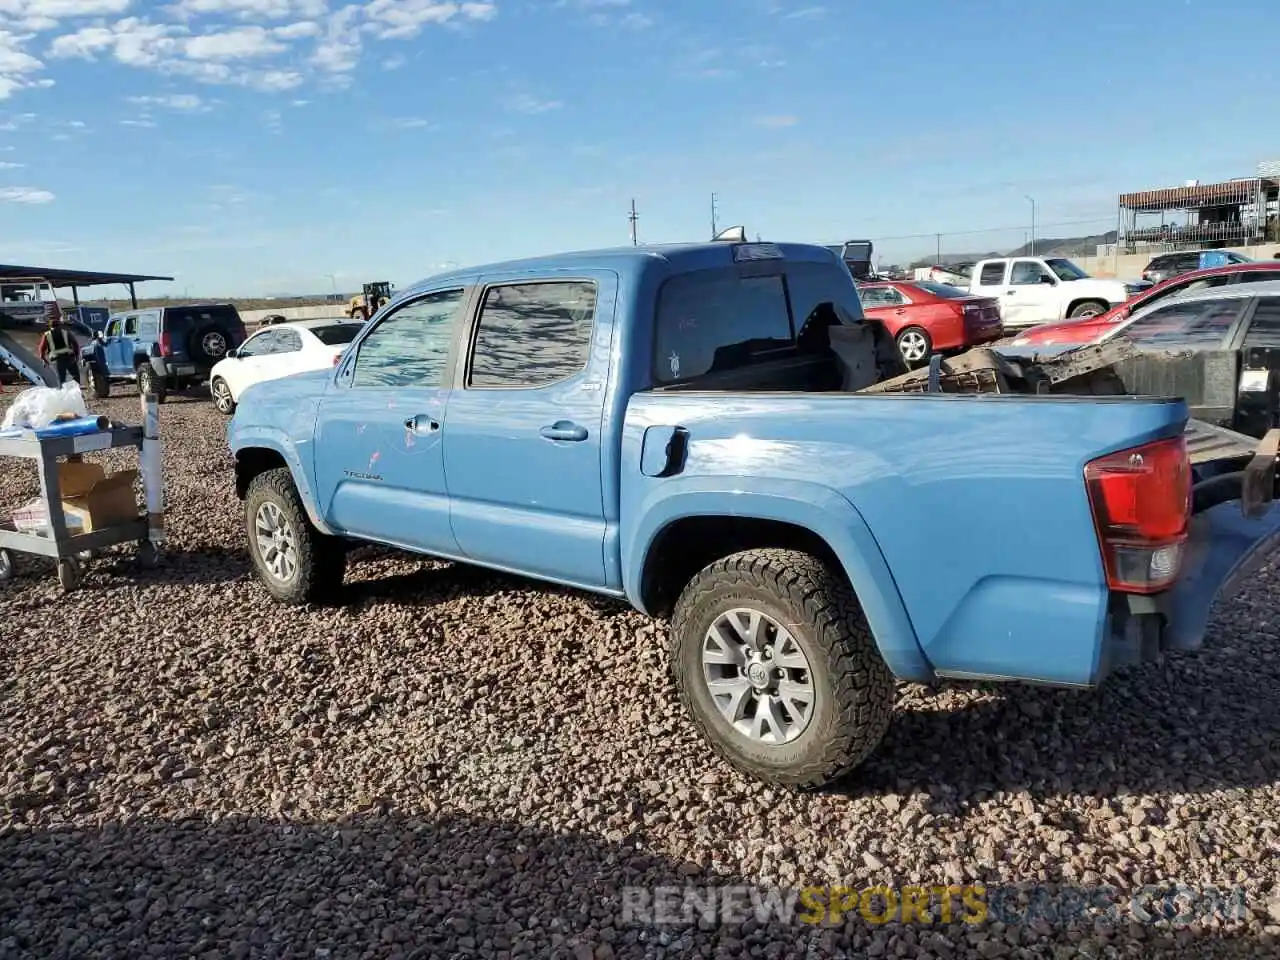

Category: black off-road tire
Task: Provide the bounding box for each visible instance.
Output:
[670,548,895,790]
[136,363,167,403]
[244,468,346,605]
[82,361,109,399]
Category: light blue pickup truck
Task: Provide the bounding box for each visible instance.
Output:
[227,239,1280,789]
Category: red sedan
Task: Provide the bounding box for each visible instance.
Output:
[858,280,1003,365]
[1010,260,1280,348]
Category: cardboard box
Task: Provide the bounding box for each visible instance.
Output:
[57,463,140,534]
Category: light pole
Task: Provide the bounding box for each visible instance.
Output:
[1025,195,1036,256]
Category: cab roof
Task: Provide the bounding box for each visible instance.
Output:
[409,241,840,291]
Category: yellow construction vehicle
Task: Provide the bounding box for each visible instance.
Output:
[346,281,394,320]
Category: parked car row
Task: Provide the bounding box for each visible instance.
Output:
[1010,259,1280,348]
[72,301,364,409]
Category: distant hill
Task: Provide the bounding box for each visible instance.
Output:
[907,231,1118,269]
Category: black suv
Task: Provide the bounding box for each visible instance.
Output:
[81,303,248,401]
[1143,250,1252,284]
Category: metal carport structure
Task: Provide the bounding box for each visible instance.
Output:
[0,264,173,308]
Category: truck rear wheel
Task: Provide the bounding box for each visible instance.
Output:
[1069,299,1108,319]
[669,548,894,790]
[244,467,346,605]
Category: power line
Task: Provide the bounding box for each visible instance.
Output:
[843,215,1116,246]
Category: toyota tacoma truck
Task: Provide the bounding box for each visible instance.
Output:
[227,240,1280,790]
[967,256,1144,329]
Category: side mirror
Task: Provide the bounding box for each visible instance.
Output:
[1039,274,1057,285]
[226,347,239,359]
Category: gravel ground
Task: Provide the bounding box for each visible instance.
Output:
[1,387,1278,960]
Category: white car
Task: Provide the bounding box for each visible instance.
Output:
[209,318,363,415]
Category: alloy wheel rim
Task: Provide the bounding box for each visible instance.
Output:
[213,380,233,412]
[254,501,298,583]
[899,331,927,362]
[701,607,816,745]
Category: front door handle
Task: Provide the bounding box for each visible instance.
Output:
[540,420,588,442]
[1006,290,1017,296]
[404,415,440,433]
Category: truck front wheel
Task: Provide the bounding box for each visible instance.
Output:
[244,468,346,605]
[670,548,894,790]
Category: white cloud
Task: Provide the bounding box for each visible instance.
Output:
[0,159,22,167]
[273,20,320,39]
[184,26,285,59]
[0,185,54,202]
[165,0,327,19]
[65,117,85,125]
[363,0,495,40]
[310,4,361,73]
[509,92,561,114]
[0,28,46,99]
[754,114,797,128]
[388,116,432,128]
[50,18,184,67]
[27,0,499,99]
[126,92,208,110]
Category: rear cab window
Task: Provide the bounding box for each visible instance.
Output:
[652,256,865,386]
[312,323,363,346]
[977,261,1007,286]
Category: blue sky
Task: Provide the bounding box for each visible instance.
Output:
[0,0,1277,296]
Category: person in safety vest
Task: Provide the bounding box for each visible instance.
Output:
[37,317,80,385]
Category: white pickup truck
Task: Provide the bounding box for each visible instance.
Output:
[965,256,1136,329]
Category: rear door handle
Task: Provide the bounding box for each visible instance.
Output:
[540,420,588,442]
[404,415,439,433]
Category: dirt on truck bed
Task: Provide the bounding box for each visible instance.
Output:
[860,339,1143,397]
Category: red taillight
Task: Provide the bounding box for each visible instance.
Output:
[158,332,172,356]
[1084,437,1191,594]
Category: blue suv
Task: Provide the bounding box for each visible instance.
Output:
[81,303,247,401]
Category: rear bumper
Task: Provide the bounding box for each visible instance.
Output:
[150,357,200,379]
[1098,498,1280,681]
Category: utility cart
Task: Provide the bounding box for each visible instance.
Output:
[0,397,164,591]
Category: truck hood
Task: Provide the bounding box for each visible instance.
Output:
[1065,277,1130,301]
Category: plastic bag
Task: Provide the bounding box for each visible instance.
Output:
[0,380,89,431]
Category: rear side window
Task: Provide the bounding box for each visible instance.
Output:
[138,317,158,337]
[1235,270,1280,284]
[352,288,464,389]
[978,262,1005,285]
[312,323,362,346]
[1244,297,1280,348]
[468,281,597,388]
[655,271,792,384]
[1120,297,1244,348]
